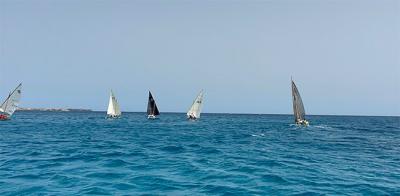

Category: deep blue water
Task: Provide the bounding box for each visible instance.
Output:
[0,111,399,195]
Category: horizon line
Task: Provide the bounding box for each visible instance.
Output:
[18,109,400,118]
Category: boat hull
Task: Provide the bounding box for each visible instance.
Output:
[148,115,157,119]
[106,114,121,119]
[0,113,10,121]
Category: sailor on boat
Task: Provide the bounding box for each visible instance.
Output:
[296,119,309,126]
[187,112,197,120]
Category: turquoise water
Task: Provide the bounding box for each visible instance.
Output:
[0,111,399,195]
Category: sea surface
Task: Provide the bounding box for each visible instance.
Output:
[0,111,399,195]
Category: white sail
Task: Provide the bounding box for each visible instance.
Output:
[0,83,22,116]
[113,96,121,116]
[187,90,204,119]
[107,91,121,117]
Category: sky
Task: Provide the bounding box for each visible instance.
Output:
[0,0,399,116]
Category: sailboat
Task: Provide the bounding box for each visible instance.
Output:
[106,90,121,118]
[147,91,159,119]
[187,90,204,120]
[291,79,309,126]
[0,83,22,121]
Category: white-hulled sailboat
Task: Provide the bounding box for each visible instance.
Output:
[0,83,22,121]
[147,91,159,119]
[106,90,121,118]
[291,79,309,126]
[187,90,204,120]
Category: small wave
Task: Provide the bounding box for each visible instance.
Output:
[102,159,130,168]
[112,183,136,190]
[10,174,40,180]
[307,124,337,131]
[160,145,185,153]
[85,172,127,180]
[79,187,112,195]
[13,186,47,195]
[188,143,200,148]
[130,175,182,191]
[260,174,290,184]
[36,162,63,169]
[313,125,332,129]
[291,191,324,196]
[101,151,127,158]
[200,184,252,195]
[251,133,265,137]
[198,147,221,154]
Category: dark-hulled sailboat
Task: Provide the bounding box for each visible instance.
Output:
[291,79,309,126]
[147,91,160,119]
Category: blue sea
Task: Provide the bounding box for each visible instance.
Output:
[0,111,399,195]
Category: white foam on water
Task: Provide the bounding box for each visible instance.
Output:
[251,133,265,137]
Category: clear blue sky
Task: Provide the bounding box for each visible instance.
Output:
[1,0,399,116]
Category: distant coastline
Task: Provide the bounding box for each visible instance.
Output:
[17,108,92,112]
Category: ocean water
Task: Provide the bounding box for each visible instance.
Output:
[0,111,399,195]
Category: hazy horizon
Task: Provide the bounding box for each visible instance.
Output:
[1,0,399,116]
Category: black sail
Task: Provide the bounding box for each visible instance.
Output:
[147,91,160,115]
[153,102,160,115]
[291,80,306,123]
